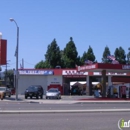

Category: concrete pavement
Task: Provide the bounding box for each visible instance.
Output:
[0,108,130,114]
[2,95,130,104]
[1,95,130,114]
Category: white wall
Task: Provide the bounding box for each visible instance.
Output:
[18,75,63,95]
[18,75,47,94]
[47,76,62,86]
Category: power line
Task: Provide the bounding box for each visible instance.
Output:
[24,61,35,66]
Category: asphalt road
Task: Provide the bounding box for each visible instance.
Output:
[0,101,130,110]
[0,112,129,130]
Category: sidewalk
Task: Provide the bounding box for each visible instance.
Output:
[2,95,130,104]
[78,97,130,101]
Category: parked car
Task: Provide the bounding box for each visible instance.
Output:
[0,87,11,98]
[10,88,15,95]
[46,88,61,99]
[25,85,44,99]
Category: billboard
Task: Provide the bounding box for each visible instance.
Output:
[0,39,7,65]
[19,70,54,75]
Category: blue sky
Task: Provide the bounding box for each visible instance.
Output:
[0,0,130,70]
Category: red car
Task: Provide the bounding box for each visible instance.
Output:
[10,88,15,95]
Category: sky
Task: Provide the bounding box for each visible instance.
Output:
[0,0,130,71]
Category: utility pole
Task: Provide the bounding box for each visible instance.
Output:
[13,68,16,91]
[5,62,7,86]
[128,48,130,64]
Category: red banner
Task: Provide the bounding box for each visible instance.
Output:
[0,39,7,65]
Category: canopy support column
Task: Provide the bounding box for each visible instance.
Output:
[108,76,112,87]
[102,70,106,97]
[86,75,90,95]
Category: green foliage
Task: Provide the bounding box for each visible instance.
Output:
[45,39,61,68]
[86,46,96,61]
[81,51,87,65]
[114,47,126,64]
[76,56,82,66]
[102,46,111,63]
[81,46,96,65]
[63,37,79,68]
[127,49,130,64]
[60,50,65,68]
[35,37,130,68]
[4,69,14,87]
[35,60,50,68]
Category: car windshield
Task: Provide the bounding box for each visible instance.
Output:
[28,86,38,91]
[48,89,58,92]
[0,87,6,91]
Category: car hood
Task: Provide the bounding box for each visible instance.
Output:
[0,90,5,93]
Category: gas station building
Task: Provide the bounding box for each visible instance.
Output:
[18,63,130,98]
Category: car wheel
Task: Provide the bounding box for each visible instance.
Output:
[25,96,27,99]
[8,95,11,97]
[3,94,6,98]
[40,95,43,99]
[30,96,32,99]
[46,96,48,99]
[36,95,39,99]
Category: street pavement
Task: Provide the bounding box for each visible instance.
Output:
[0,112,129,130]
[1,96,129,130]
[0,95,130,114]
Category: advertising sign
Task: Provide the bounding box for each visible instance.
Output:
[19,70,54,75]
[78,64,96,71]
[122,65,130,69]
[62,70,88,75]
[93,72,127,76]
[0,39,7,65]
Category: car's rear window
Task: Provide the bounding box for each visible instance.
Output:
[0,87,6,91]
[28,86,38,91]
[48,89,58,92]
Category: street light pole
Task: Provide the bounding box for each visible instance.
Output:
[10,18,19,100]
[128,48,130,64]
[13,68,16,94]
[5,61,7,86]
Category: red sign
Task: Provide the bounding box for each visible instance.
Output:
[78,64,97,71]
[0,39,7,65]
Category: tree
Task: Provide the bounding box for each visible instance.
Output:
[102,46,111,63]
[76,55,82,66]
[81,46,96,65]
[35,60,50,69]
[59,50,64,68]
[127,47,130,64]
[45,39,61,68]
[3,69,14,87]
[114,47,126,64]
[81,51,87,65]
[63,37,78,68]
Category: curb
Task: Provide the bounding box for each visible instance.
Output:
[2,99,130,104]
[0,109,130,114]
